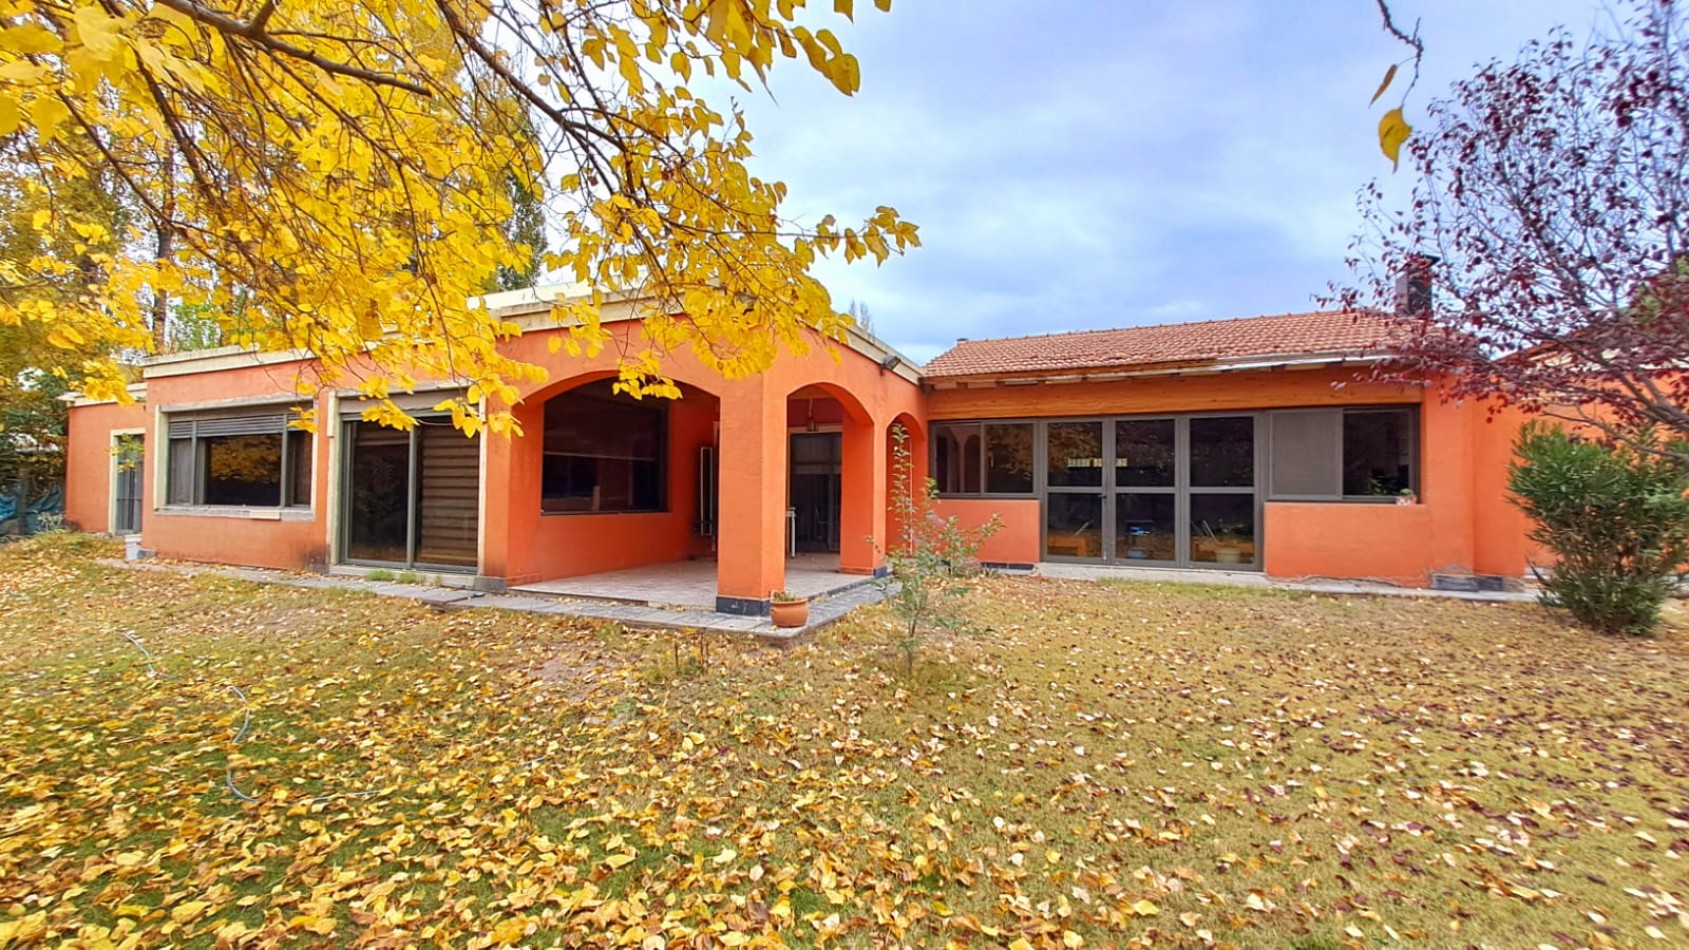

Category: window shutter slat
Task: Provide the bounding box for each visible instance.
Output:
[1268,410,1341,499]
[193,414,287,437]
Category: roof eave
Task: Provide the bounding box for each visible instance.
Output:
[923,351,1395,387]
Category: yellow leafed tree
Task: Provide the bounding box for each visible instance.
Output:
[0,0,918,433]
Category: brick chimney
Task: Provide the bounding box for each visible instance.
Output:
[1394,253,1439,317]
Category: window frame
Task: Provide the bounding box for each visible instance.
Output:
[1265,405,1420,503]
[539,381,670,516]
[163,407,313,510]
[930,419,1040,499]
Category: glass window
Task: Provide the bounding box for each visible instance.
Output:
[1116,493,1175,562]
[286,429,312,507]
[1115,419,1175,487]
[984,423,1034,494]
[167,438,194,505]
[1189,416,1254,488]
[1046,422,1103,488]
[164,409,312,508]
[542,380,665,513]
[1045,492,1103,559]
[934,423,982,494]
[1190,494,1255,565]
[202,434,283,506]
[1344,409,1416,497]
[346,423,412,562]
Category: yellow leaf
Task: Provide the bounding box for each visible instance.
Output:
[603,852,637,869]
[1063,931,1085,948]
[0,23,63,55]
[112,850,145,867]
[0,912,48,944]
[1009,940,1034,950]
[289,914,336,935]
[713,848,738,865]
[875,0,892,9]
[1370,63,1398,105]
[1131,899,1161,917]
[834,0,853,19]
[72,4,127,61]
[489,917,528,944]
[171,900,211,923]
[1378,107,1412,170]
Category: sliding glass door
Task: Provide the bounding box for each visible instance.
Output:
[1041,414,1260,569]
[342,418,481,571]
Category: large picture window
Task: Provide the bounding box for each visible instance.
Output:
[933,421,1035,496]
[165,409,312,508]
[1266,406,1418,501]
[541,380,666,513]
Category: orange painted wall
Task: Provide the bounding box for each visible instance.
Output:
[142,361,334,571]
[63,336,1557,593]
[1263,503,1436,585]
[63,401,150,533]
[934,498,1041,565]
[928,369,1540,587]
[482,323,925,597]
[497,386,717,584]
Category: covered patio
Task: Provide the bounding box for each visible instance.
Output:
[509,553,870,609]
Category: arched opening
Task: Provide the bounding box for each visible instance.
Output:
[782,382,882,576]
[493,372,725,594]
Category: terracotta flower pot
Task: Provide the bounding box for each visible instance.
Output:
[770,599,809,628]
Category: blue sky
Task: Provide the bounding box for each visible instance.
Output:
[719,0,1613,363]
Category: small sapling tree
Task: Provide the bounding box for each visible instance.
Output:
[875,423,1000,676]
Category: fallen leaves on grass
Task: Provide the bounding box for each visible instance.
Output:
[0,534,1686,947]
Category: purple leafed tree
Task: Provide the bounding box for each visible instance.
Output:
[1339,0,1689,456]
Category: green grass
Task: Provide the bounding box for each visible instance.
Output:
[1,533,1686,947]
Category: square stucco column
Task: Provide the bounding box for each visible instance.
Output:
[716,379,787,615]
[838,414,888,575]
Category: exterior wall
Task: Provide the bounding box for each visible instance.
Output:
[927,368,1539,588]
[145,361,333,571]
[64,400,150,534]
[494,382,717,583]
[471,321,926,604]
[61,339,1554,597]
[934,498,1040,566]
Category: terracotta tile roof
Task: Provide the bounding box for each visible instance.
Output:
[922,310,1403,379]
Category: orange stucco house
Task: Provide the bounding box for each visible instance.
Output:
[63,291,1540,615]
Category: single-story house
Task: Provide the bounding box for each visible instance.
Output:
[63,290,1540,614]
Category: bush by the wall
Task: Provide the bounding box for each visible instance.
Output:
[1510,423,1689,635]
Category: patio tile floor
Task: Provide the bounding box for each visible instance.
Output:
[509,553,868,609]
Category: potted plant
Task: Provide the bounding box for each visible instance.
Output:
[770,590,809,628]
[1396,488,1418,506]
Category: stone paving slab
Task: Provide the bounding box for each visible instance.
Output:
[96,558,884,643]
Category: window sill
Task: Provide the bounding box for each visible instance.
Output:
[934,494,1039,501]
[156,506,315,522]
[1266,498,1425,507]
[540,509,671,517]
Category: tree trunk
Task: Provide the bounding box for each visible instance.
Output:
[151,150,175,353]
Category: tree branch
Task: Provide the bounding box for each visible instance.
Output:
[151,0,432,97]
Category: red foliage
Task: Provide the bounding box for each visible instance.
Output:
[1337,0,1689,448]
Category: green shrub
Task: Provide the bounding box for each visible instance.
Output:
[1509,423,1689,635]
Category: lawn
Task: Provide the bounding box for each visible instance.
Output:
[2,535,1686,948]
